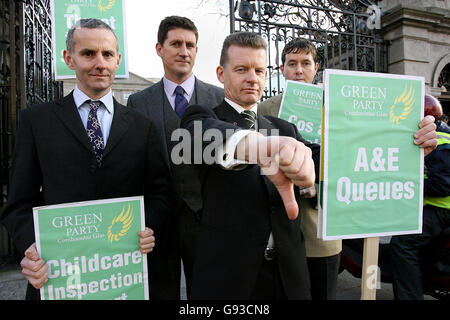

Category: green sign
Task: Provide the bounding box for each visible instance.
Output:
[33,196,148,300]
[319,69,424,240]
[279,80,323,144]
[51,0,128,79]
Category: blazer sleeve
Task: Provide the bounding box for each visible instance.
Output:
[0,109,42,255]
[180,104,242,154]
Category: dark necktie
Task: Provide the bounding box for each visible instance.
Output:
[86,100,104,166]
[174,85,189,118]
[241,109,257,130]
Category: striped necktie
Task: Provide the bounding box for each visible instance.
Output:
[241,109,257,130]
[86,100,104,167]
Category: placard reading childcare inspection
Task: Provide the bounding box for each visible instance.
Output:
[319,69,424,240]
[33,196,148,300]
[278,80,323,144]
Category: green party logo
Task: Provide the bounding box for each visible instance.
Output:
[98,0,116,12]
[390,83,415,125]
[107,203,134,243]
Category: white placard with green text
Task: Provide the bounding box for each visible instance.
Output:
[33,196,148,300]
[319,69,424,240]
[51,0,128,79]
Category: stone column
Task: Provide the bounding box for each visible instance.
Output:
[380,0,450,96]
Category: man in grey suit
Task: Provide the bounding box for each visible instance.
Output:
[127,16,223,299]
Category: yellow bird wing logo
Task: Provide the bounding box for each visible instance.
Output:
[390,83,415,125]
[107,203,134,243]
[98,0,115,12]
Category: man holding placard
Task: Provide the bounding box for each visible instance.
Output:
[0,19,170,300]
[258,38,342,300]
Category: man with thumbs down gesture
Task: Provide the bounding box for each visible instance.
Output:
[179,32,319,300]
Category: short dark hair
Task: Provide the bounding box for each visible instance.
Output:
[157,16,198,45]
[66,18,119,53]
[220,32,267,67]
[281,38,317,65]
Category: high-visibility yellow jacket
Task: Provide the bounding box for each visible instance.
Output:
[424,121,450,210]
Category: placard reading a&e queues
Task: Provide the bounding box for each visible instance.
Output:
[33,196,148,300]
[278,80,323,144]
[319,69,424,240]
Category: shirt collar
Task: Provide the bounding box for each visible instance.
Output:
[225,97,258,115]
[163,74,196,96]
[73,85,114,114]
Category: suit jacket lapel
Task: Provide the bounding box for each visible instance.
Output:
[53,92,93,152]
[136,81,171,166]
[193,78,211,107]
[103,99,130,157]
[215,100,277,134]
[214,100,248,128]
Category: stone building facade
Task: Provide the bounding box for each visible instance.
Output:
[381,0,450,114]
[62,72,156,105]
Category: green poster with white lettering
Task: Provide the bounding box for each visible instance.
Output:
[51,0,128,79]
[278,80,323,144]
[319,69,424,240]
[33,196,148,300]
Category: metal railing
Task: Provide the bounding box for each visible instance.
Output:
[230,0,387,100]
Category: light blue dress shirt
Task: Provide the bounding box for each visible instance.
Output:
[163,74,195,110]
[72,85,114,145]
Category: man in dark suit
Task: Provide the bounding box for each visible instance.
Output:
[127,16,223,299]
[180,32,438,300]
[0,19,169,299]
[180,32,318,300]
[258,38,342,300]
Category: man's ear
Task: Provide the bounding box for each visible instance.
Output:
[63,50,75,70]
[155,42,162,57]
[280,64,285,77]
[216,65,225,84]
[115,53,122,71]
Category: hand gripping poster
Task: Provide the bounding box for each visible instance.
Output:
[319,69,424,240]
[33,196,148,300]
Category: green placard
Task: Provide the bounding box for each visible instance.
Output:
[319,69,424,240]
[33,196,148,300]
[278,80,323,144]
[51,0,128,79]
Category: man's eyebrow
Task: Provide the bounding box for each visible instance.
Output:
[79,48,94,53]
